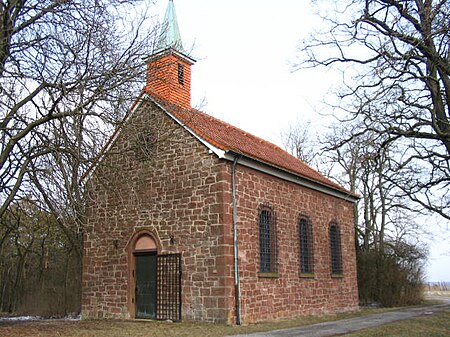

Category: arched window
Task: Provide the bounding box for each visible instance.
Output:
[329,222,343,275]
[299,216,314,274]
[259,206,277,273]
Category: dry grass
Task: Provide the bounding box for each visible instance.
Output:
[425,282,450,299]
[425,282,450,292]
[0,303,446,337]
[346,309,450,337]
[0,308,390,337]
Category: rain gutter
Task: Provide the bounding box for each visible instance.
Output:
[232,154,242,325]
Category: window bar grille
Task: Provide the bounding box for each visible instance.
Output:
[329,224,343,274]
[299,217,313,274]
[259,209,276,273]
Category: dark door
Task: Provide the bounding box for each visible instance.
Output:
[135,253,157,318]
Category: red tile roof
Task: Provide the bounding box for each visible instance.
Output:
[152,96,353,195]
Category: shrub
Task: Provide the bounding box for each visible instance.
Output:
[357,241,426,307]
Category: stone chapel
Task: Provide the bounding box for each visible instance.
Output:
[81,0,359,324]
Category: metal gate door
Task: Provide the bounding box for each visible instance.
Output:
[156,253,182,321]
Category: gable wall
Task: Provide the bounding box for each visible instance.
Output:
[82,100,234,322]
[82,99,358,324]
[233,164,358,323]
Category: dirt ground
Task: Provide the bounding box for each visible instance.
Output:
[0,310,381,337]
[0,319,234,337]
[0,317,327,337]
[1,297,449,337]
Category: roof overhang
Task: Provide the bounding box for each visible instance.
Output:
[150,95,358,203]
[83,93,359,203]
[222,151,359,203]
[143,47,196,65]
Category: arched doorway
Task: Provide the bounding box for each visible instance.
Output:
[128,231,182,321]
[133,234,158,319]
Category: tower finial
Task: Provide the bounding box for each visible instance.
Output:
[156,0,184,53]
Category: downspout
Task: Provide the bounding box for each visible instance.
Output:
[232,154,242,325]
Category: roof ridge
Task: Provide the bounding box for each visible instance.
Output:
[83,91,356,199]
[149,95,349,193]
[188,106,291,154]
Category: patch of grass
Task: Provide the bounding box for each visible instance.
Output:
[0,309,364,337]
[345,309,450,337]
[0,304,447,337]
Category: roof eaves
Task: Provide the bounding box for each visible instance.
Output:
[148,95,357,201]
[143,47,196,65]
[223,150,359,203]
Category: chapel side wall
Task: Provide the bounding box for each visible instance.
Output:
[81,100,234,322]
[234,165,358,323]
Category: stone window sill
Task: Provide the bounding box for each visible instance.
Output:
[331,273,344,278]
[299,273,315,278]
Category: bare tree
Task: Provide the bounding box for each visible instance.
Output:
[319,122,416,248]
[0,0,158,218]
[0,1,162,314]
[317,122,428,305]
[296,0,450,220]
[0,198,82,315]
[281,121,317,165]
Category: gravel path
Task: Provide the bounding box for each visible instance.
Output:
[228,298,450,337]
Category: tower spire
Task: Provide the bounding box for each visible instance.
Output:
[156,0,184,53]
[145,0,195,109]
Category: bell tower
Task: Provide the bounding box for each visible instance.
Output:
[145,0,195,109]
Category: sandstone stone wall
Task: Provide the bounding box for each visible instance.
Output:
[82,98,358,324]
[233,165,358,323]
[82,100,234,322]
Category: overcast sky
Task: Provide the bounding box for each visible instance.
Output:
[150,0,338,144]
[149,0,450,282]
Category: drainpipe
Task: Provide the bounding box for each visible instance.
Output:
[232,154,242,325]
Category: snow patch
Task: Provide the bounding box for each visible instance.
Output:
[0,316,42,322]
[0,314,81,322]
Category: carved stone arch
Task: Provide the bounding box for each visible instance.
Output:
[135,233,157,251]
[126,228,162,253]
[127,229,161,318]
